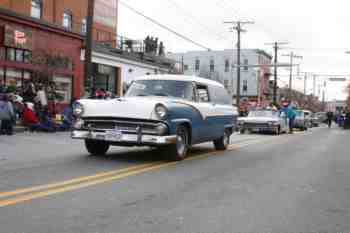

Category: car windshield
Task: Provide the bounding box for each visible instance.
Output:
[248,110,278,118]
[125,80,195,101]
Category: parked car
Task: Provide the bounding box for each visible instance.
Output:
[237,109,289,135]
[310,112,321,127]
[294,110,312,130]
[315,112,327,123]
[71,75,238,161]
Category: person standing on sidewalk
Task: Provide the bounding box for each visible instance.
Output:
[326,111,334,128]
[281,101,296,134]
[0,94,15,135]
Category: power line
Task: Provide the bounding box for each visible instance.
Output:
[119,1,211,51]
[281,52,303,98]
[164,0,228,42]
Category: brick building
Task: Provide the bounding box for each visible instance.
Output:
[0,0,118,111]
[0,0,118,45]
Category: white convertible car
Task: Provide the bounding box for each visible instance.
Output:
[237,109,289,135]
[71,75,238,161]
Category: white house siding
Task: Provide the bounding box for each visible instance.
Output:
[168,49,272,103]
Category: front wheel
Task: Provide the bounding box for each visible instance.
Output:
[85,139,110,156]
[214,130,230,150]
[166,125,189,161]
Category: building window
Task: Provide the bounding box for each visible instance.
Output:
[195,59,200,71]
[31,0,42,19]
[224,79,229,88]
[210,59,214,72]
[244,59,249,71]
[63,10,73,30]
[184,64,189,71]
[81,18,87,34]
[243,80,248,92]
[225,59,230,72]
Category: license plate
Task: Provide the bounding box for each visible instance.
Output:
[105,128,123,142]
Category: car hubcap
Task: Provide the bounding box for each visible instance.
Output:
[176,130,187,156]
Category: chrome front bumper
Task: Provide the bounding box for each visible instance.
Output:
[71,130,177,146]
[238,124,277,131]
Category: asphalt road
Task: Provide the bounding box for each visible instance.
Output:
[0,126,349,233]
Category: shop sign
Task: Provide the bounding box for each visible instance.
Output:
[94,0,117,28]
[4,25,33,50]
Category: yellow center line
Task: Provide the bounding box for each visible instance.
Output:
[0,162,165,199]
[0,134,294,208]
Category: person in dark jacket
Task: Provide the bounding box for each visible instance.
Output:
[326,111,334,128]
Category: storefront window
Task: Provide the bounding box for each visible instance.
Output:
[16,49,24,62]
[6,48,15,61]
[53,76,72,103]
[93,64,117,94]
[5,68,22,87]
[24,51,32,63]
[0,47,5,60]
[0,68,4,86]
[23,71,31,82]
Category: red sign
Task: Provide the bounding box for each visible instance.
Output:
[4,25,32,50]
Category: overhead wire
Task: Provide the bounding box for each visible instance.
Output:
[163,0,229,42]
[119,0,211,51]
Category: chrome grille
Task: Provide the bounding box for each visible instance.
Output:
[82,118,167,135]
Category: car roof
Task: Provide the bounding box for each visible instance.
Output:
[134,74,224,88]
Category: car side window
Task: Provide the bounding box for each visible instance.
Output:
[209,85,232,105]
[195,84,210,102]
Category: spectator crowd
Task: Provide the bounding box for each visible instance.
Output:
[0,81,75,136]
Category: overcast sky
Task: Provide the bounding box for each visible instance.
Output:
[118,0,350,101]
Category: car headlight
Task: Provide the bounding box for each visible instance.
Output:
[73,119,85,129]
[73,103,84,117]
[155,104,168,119]
[238,120,245,125]
[268,121,278,126]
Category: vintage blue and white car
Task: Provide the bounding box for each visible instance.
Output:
[71,75,238,160]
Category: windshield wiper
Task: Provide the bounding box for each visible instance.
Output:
[153,93,169,97]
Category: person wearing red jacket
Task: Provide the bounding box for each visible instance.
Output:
[22,104,39,126]
[22,103,55,132]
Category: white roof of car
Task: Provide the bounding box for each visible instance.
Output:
[134,75,224,88]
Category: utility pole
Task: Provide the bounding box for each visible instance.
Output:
[322,80,327,104]
[224,20,254,108]
[265,42,289,105]
[304,72,307,95]
[84,0,95,96]
[282,52,302,98]
[313,74,316,96]
[181,55,184,74]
